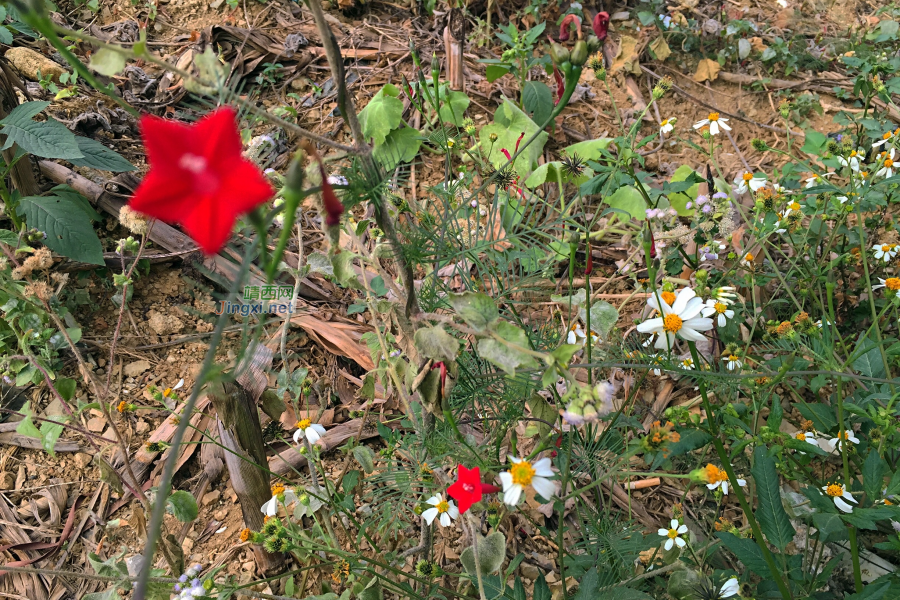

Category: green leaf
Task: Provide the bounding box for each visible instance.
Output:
[89,48,127,76]
[82,588,122,600]
[69,136,135,172]
[597,588,654,600]
[357,84,404,146]
[413,326,460,363]
[0,229,19,246]
[534,575,551,600]
[449,292,499,332]
[166,490,199,523]
[564,138,613,161]
[15,402,41,439]
[572,568,598,600]
[524,394,556,438]
[1,101,83,160]
[864,449,888,503]
[522,81,553,128]
[716,532,770,575]
[479,99,548,179]
[604,185,645,221]
[40,415,68,457]
[811,513,848,542]
[668,165,701,216]
[352,446,376,474]
[844,580,891,600]
[17,194,104,264]
[485,64,510,82]
[853,332,886,379]
[579,300,618,338]
[524,161,564,188]
[437,90,470,126]
[50,185,103,221]
[372,126,422,170]
[751,447,795,550]
[477,321,540,376]
[184,47,226,95]
[460,531,507,575]
[800,129,828,155]
[0,26,12,46]
[513,576,526,600]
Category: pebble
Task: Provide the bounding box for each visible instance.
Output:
[87,417,106,432]
[213,508,228,520]
[5,48,68,82]
[520,564,540,580]
[241,561,255,572]
[124,361,150,378]
[74,453,92,469]
[202,490,221,505]
[125,554,144,577]
[0,471,14,490]
[135,419,150,434]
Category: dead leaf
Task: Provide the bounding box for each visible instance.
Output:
[611,35,641,75]
[774,8,794,29]
[648,36,671,61]
[693,58,721,82]
[749,37,768,53]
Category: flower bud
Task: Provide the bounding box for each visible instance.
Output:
[431,53,440,79]
[586,35,600,54]
[549,42,570,65]
[570,40,588,66]
[750,138,767,152]
[489,132,498,142]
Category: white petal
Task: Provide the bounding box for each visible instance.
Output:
[678,326,709,342]
[719,578,740,597]
[567,331,577,344]
[637,318,663,333]
[531,476,556,500]
[677,524,688,534]
[261,497,277,516]
[717,314,726,327]
[292,430,303,444]
[447,502,460,518]
[707,482,718,490]
[664,538,674,551]
[439,512,451,527]
[422,507,439,524]
[709,122,719,135]
[670,519,680,529]
[834,496,854,513]
[675,536,687,547]
[842,490,857,503]
[672,288,696,314]
[504,484,523,506]
[532,458,554,476]
[283,490,297,505]
[173,378,185,390]
[498,472,513,491]
[682,316,714,332]
[721,482,729,495]
[658,528,670,536]
[426,495,441,506]
[305,428,321,444]
[311,424,326,436]
[719,119,731,130]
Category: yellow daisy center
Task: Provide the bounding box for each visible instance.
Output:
[667,528,679,539]
[886,278,900,290]
[886,158,894,168]
[708,112,720,122]
[789,201,801,211]
[436,500,450,513]
[884,132,892,140]
[861,171,868,177]
[271,483,285,496]
[663,314,683,333]
[714,302,727,314]
[661,291,676,305]
[883,245,892,252]
[850,150,857,157]
[661,119,669,126]
[838,431,850,440]
[728,354,740,362]
[825,483,843,497]
[163,387,173,397]
[297,418,311,430]
[795,433,806,440]
[886,499,894,505]
[743,173,753,182]
[745,253,754,261]
[510,461,536,486]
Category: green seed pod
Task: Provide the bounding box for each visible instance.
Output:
[549,42,570,65]
[569,40,588,66]
[586,35,600,54]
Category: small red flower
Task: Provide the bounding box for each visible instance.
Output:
[129,107,274,255]
[559,14,582,42]
[592,12,610,41]
[447,465,500,514]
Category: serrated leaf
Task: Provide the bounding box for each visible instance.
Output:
[477,321,540,376]
[863,449,888,504]
[0,27,12,46]
[534,575,551,600]
[69,136,135,172]
[166,490,198,522]
[485,64,510,82]
[17,195,104,264]
[751,447,795,550]
[358,84,403,147]
[716,532,769,575]
[82,589,121,600]
[572,568,599,600]
[1,101,82,160]
[352,445,375,473]
[49,184,103,221]
[449,292,499,332]
[522,81,552,127]
[811,513,848,542]
[89,48,127,76]
[853,332,886,379]
[0,229,19,246]
[414,326,460,363]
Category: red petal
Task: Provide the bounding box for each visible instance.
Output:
[178,193,239,255]
[592,12,610,41]
[139,114,194,176]
[559,14,582,41]
[195,107,244,166]
[320,165,344,226]
[219,160,276,215]
[128,170,194,222]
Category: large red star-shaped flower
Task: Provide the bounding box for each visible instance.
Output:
[129,107,274,254]
[447,465,500,514]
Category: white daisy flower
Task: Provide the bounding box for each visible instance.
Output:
[637,288,713,351]
[706,465,746,495]
[804,173,834,188]
[658,519,688,551]
[740,252,755,267]
[693,112,730,136]
[873,277,900,298]
[876,148,896,179]
[702,299,735,327]
[710,286,738,305]
[261,483,297,517]
[162,378,185,399]
[566,322,598,346]
[718,577,740,598]
[421,493,459,527]
[872,130,896,149]
[823,430,860,453]
[837,149,863,172]
[872,243,899,262]
[680,358,695,370]
[793,431,820,454]
[293,418,327,445]
[733,172,767,195]
[499,456,555,506]
[724,354,742,371]
[660,117,676,134]
[822,482,857,513]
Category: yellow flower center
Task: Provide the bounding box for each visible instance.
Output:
[789,201,801,211]
[838,431,850,440]
[240,528,251,542]
[682,359,693,367]
[861,171,868,177]
[743,173,753,182]
[825,483,843,498]
[714,302,727,314]
[884,132,892,140]
[886,499,894,505]
[271,483,285,496]
[661,119,669,126]
[886,158,895,168]
[745,253,754,261]
[163,388,173,397]
[883,245,892,252]
[297,418,311,430]
[728,354,740,362]
[705,463,725,483]
[667,528,679,539]
[795,433,806,440]
[661,291,676,305]
[850,150,857,157]
[708,112,720,122]
[510,461,536,486]
[663,314,683,333]
[886,278,900,290]
[447,139,455,148]
[436,500,450,513]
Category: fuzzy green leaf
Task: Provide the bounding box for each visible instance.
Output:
[751,447,795,550]
[716,532,769,575]
[579,300,618,338]
[479,99,548,179]
[603,185,645,221]
[460,531,506,575]
[449,292,499,332]
[414,326,460,363]
[166,490,199,523]
[89,48,126,76]
[477,321,540,376]
[358,84,404,146]
[437,90,470,126]
[373,126,422,170]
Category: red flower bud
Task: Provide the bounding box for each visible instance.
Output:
[553,66,564,106]
[592,11,610,41]
[319,164,344,227]
[585,241,593,275]
[514,131,525,154]
[559,14,582,42]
